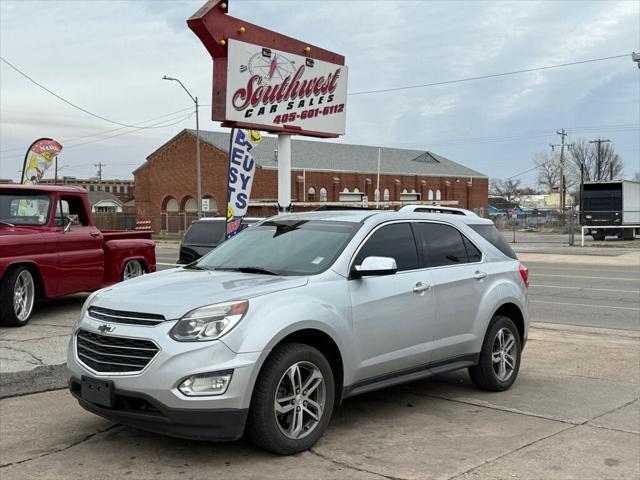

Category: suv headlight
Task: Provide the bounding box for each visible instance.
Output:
[73,289,102,331]
[169,300,248,342]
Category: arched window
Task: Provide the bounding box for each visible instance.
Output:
[307,187,316,202]
[411,188,417,194]
[353,187,360,193]
[164,198,179,212]
[428,190,434,200]
[342,187,349,193]
[374,189,380,201]
[435,189,442,201]
[184,197,197,212]
[383,188,390,201]
[402,188,408,194]
[319,187,328,202]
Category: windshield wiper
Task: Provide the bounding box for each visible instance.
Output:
[0,220,15,227]
[182,263,208,270]
[217,266,279,276]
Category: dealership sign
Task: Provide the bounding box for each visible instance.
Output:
[225,40,347,137]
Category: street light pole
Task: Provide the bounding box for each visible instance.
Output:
[163,75,202,218]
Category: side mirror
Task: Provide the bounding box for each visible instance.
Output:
[352,256,398,278]
[64,214,79,232]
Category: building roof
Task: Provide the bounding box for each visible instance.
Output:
[87,191,123,207]
[140,129,486,178]
[0,184,86,194]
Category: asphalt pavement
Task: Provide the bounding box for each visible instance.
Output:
[1,243,639,478]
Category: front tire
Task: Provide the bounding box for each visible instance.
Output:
[122,260,144,281]
[0,266,36,327]
[246,343,335,455]
[469,315,521,391]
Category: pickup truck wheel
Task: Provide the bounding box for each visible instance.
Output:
[122,260,144,281]
[468,315,521,392]
[246,343,335,455]
[0,267,36,327]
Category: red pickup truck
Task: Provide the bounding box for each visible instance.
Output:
[0,184,156,326]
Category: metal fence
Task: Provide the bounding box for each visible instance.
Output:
[490,208,639,244]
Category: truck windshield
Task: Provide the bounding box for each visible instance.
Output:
[0,193,51,226]
[196,220,359,276]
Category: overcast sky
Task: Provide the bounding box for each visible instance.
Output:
[1,0,638,188]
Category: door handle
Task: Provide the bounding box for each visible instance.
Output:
[473,271,488,280]
[90,232,101,237]
[413,282,432,294]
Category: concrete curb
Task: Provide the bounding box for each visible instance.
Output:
[519,251,640,266]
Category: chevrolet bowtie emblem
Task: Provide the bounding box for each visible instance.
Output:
[97,324,115,334]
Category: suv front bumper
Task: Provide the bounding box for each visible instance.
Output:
[68,378,247,441]
[67,317,263,440]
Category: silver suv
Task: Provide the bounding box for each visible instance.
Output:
[67,210,529,454]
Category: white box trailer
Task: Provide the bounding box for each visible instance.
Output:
[581,180,640,240]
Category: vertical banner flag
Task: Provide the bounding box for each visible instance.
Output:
[226,128,261,239]
[19,138,63,216]
[21,138,63,185]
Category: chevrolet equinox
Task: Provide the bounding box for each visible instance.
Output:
[68,210,529,454]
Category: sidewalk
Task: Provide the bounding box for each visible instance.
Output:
[1,323,638,479]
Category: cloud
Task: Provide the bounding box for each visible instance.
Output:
[1,0,638,184]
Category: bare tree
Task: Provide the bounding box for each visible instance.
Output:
[568,139,624,182]
[490,178,522,202]
[534,151,561,193]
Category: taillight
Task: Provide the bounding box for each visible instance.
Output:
[519,264,529,288]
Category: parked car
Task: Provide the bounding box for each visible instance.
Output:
[398,205,479,216]
[68,210,528,454]
[0,185,156,326]
[178,217,263,264]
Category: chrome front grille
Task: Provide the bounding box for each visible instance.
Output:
[88,306,165,326]
[76,329,159,374]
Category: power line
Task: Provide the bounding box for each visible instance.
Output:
[0,112,193,161]
[0,106,198,154]
[0,56,195,129]
[348,54,630,96]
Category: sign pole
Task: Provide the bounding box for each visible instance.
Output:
[277,134,292,214]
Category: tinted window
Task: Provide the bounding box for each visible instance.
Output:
[354,223,419,271]
[469,224,517,259]
[463,236,482,262]
[414,223,471,267]
[184,221,226,245]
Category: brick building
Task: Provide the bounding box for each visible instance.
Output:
[133,129,488,233]
[40,177,134,202]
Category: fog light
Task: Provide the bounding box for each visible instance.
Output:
[178,370,233,396]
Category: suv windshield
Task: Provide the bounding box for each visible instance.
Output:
[197,220,359,276]
[0,193,51,226]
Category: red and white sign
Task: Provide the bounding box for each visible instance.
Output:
[225,39,348,137]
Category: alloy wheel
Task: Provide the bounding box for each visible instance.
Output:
[13,270,35,322]
[123,261,143,280]
[274,361,326,440]
[492,327,517,381]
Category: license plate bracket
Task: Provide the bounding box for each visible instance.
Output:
[81,376,114,407]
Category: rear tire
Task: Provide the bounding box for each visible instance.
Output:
[469,315,521,392]
[246,343,335,455]
[0,266,36,327]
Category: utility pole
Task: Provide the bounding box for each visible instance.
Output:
[94,162,105,184]
[550,128,568,223]
[163,75,202,218]
[589,139,610,181]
